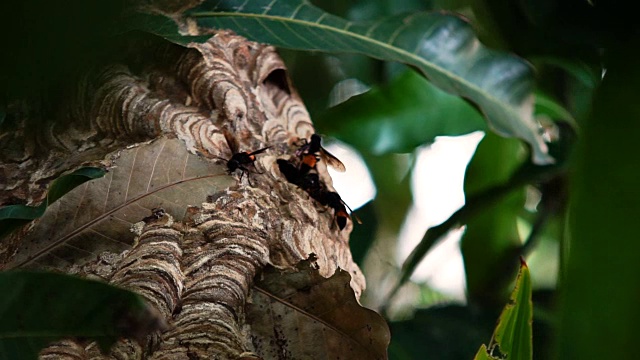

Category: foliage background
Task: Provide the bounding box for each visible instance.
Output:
[282,1,557,359]
[281,2,634,360]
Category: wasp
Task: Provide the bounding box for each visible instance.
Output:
[215,130,271,185]
[296,134,346,174]
[277,159,322,195]
[277,159,302,185]
[313,190,361,231]
[216,147,270,186]
[300,173,322,198]
[277,159,359,230]
[226,147,270,174]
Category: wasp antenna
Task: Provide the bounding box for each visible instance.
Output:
[352,213,363,225]
[342,200,355,213]
[249,146,272,155]
[342,200,363,224]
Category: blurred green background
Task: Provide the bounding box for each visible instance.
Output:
[275,1,637,359]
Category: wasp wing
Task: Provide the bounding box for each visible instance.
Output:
[320,148,346,172]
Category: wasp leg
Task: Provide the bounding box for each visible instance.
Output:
[236,166,254,186]
[251,163,264,175]
[246,172,254,187]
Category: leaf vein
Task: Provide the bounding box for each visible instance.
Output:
[191,11,523,120]
[261,0,276,15]
[14,173,224,267]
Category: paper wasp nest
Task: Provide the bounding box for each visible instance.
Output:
[2,30,377,359]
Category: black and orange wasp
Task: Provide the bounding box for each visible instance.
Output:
[277,158,359,230]
[216,131,270,185]
[296,134,346,174]
[225,147,270,174]
[313,190,362,231]
[277,159,321,195]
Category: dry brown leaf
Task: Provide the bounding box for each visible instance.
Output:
[248,256,390,360]
[8,137,234,269]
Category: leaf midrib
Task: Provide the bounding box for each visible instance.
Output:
[14,173,226,268]
[253,284,380,356]
[191,11,522,119]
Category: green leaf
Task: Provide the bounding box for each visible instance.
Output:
[278,50,362,117]
[532,57,600,89]
[386,169,526,308]
[473,345,497,360]
[0,271,164,359]
[559,40,640,360]
[461,132,525,306]
[534,92,576,126]
[384,133,525,307]
[384,125,570,307]
[184,0,553,164]
[474,260,533,360]
[0,167,106,239]
[45,168,106,204]
[318,69,486,154]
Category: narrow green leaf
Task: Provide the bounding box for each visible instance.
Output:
[384,124,570,307]
[461,132,525,306]
[363,153,413,231]
[559,40,640,360]
[319,69,486,154]
[534,92,577,127]
[0,167,106,239]
[474,260,533,360]
[491,261,533,359]
[532,57,600,89]
[0,168,105,221]
[473,344,499,360]
[0,271,164,359]
[386,172,525,308]
[385,133,524,307]
[184,0,553,164]
[45,167,106,204]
